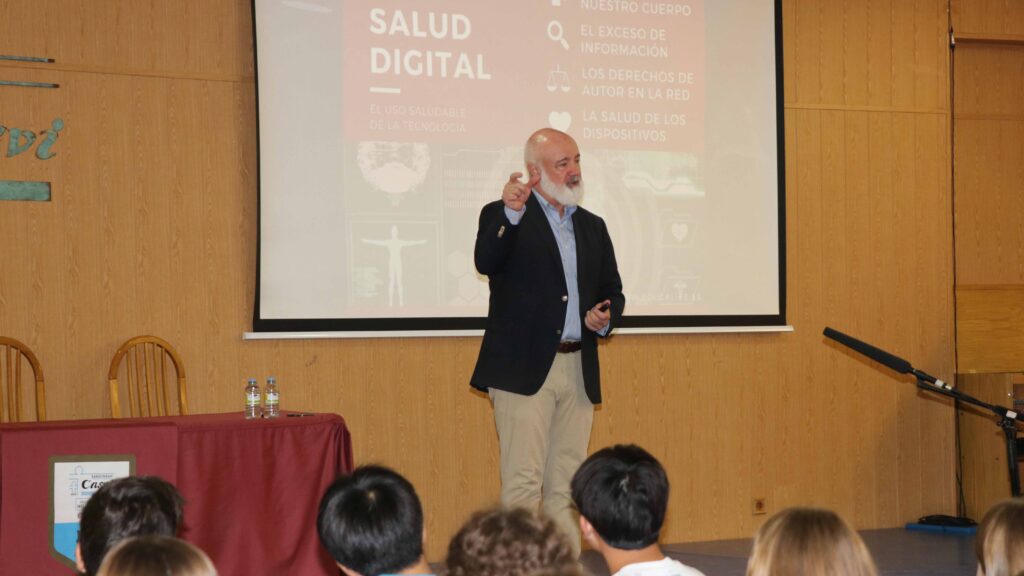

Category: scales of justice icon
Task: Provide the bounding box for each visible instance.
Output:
[547,65,570,93]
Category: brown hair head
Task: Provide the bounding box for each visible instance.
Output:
[96,535,217,576]
[445,506,577,576]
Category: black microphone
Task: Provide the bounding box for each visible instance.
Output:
[823,327,912,374]
[823,327,951,390]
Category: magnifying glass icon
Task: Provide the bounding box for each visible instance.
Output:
[547,20,569,50]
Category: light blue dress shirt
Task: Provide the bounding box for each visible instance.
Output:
[504,193,589,341]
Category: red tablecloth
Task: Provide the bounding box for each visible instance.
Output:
[0,412,353,575]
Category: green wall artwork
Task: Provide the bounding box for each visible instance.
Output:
[0,118,63,201]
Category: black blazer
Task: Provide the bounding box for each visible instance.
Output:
[470,193,625,404]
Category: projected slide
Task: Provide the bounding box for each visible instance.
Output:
[254,0,783,332]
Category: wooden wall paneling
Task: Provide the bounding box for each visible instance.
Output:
[789,0,823,105]
[800,109,842,516]
[0,65,259,420]
[843,2,871,106]
[835,108,869,355]
[888,110,920,520]
[706,335,754,534]
[918,0,952,110]
[953,45,1024,285]
[0,0,253,78]
[783,0,949,112]
[0,69,71,417]
[952,118,989,282]
[781,0,798,104]
[819,1,845,105]
[912,114,956,512]
[956,286,1024,373]
[954,118,1024,284]
[904,109,956,520]
[869,112,897,333]
[953,0,1024,38]
[0,74,66,422]
[918,113,954,355]
[820,110,847,331]
[770,112,807,527]
[818,109,858,522]
[893,1,917,108]
[868,0,895,107]
[739,335,774,534]
[956,45,1024,117]
[802,103,952,527]
[842,110,872,337]
[190,79,255,413]
[132,79,175,342]
[950,2,1024,522]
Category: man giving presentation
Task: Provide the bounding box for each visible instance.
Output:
[471,127,626,554]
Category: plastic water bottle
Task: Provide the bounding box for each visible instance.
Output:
[265,376,280,418]
[244,378,262,419]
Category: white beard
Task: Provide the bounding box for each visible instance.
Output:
[539,169,584,207]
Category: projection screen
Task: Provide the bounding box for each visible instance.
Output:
[251,0,786,336]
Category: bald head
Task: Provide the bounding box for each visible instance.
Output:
[524,128,575,165]
[522,128,583,209]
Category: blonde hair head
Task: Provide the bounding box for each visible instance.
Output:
[746,507,877,576]
[976,499,1024,576]
[96,535,217,576]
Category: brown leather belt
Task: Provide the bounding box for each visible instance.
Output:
[557,340,582,353]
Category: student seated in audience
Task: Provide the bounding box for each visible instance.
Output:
[570,444,705,576]
[76,475,185,576]
[976,498,1024,576]
[317,465,434,576]
[746,507,877,576]
[96,535,217,576]
[446,506,578,576]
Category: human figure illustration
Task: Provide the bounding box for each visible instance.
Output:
[360,226,426,306]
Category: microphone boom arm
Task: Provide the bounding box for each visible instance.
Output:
[823,326,1023,497]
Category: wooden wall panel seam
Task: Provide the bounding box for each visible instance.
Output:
[786,103,948,114]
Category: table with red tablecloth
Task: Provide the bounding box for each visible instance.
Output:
[0,412,352,575]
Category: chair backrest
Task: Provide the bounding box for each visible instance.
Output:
[107,336,188,418]
[0,337,46,422]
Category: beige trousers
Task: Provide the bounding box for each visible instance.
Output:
[489,351,594,557]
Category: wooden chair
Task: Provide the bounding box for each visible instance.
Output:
[107,336,188,418]
[0,337,46,422]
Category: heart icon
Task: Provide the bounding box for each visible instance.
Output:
[671,222,689,241]
[548,111,572,131]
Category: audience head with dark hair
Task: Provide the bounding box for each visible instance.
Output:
[317,465,433,576]
[976,498,1024,576]
[76,475,185,576]
[570,444,705,576]
[445,506,577,576]
[746,507,877,576]
[96,535,216,576]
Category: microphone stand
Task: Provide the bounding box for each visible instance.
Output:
[823,327,1023,499]
[907,374,1023,497]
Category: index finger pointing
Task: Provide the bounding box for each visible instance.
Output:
[508,172,524,183]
